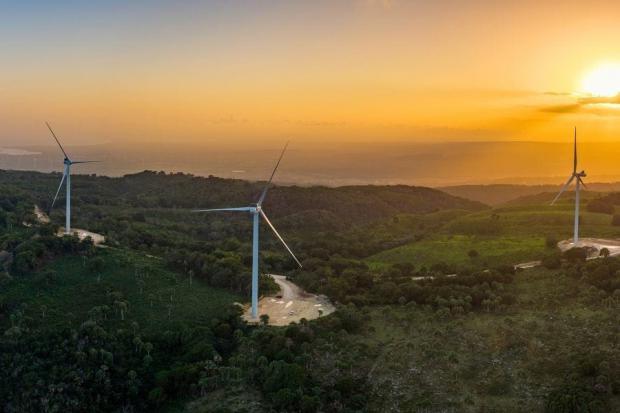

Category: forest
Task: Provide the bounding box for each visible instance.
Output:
[0,169,619,412]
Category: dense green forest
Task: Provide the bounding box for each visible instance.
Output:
[1,169,619,412]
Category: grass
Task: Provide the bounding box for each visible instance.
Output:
[366,199,620,270]
[1,247,240,334]
[368,234,547,269]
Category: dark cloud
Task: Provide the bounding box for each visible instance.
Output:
[539,104,581,114]
[543,91,573,96]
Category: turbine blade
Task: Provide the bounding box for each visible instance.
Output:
[550,175,575,205]
[51,172,67,209]
[257,142,289,206]
[578,176,587,189]
[573,127,577,173]
[259,209,302,268]
[71,160,100,164]
[192,207,253,213]
[45,122,69,159]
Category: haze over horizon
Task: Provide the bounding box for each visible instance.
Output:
[3,1,620,184]
[5,140,620,187]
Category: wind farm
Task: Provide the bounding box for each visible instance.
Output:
[4,1,620,412]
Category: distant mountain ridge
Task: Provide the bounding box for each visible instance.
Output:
[0,169,487,231]
[440,183,620,206]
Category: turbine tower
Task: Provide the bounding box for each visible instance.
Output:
[46,122,98,234]
[551,127,587,245]
[194,143,302,319]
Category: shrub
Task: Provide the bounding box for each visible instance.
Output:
[587,199,614,215]
[542,254,562,269]
[544,381,608,413]
[546,235,558,248]
[564,247,588,263]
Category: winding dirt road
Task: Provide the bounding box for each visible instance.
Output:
[244,274,335,326]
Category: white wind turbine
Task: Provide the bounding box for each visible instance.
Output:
[46,122,98,234]
[551,127,587,245]
[194,143,302,319]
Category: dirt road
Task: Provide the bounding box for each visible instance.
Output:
[244,274,335,326]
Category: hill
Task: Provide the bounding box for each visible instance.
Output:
[363,196,620,272]
[0,169,486,230]
[3,169,620,412]
[440,183,620,205]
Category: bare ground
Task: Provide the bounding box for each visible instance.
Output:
[243,274,335,326]
[33,206,106,245]
[557,237,620,258]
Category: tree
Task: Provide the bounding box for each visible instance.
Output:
[600,248,610,258]
[137,278,145,295]
[564,247,588,262]
[545,235,558,248]
[260,314,270,326]
[542,254,562,269]
[114,300,129,321]
[88,256,105,282]
[587,199,614,214]
[468,249,479,259]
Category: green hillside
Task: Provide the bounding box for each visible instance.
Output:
[1,247,239,334]
[366,197,620,270]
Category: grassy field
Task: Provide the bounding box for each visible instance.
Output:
[1,247,240,334]
[369,234,547,269]
[367,198,620,269]
[354,266,620,412]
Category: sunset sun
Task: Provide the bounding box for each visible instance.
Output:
[581,63,620,97]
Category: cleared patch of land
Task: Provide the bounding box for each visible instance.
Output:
[34,205,106,245]
[244,274,335,325]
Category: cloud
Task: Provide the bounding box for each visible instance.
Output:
[538,92,620,114]
[539,104,581,114]
[543,91,573,96]
[579,94,620,105]
[0,148,41,156]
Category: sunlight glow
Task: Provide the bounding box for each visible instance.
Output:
[581,63,620,97]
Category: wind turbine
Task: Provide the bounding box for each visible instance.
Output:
[551,127,586,245]
[194,143,302,319]
[46,122,98,234]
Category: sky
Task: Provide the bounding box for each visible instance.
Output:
[2,0,620,177]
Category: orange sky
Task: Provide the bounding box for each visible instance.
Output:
[2,0,620,146]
